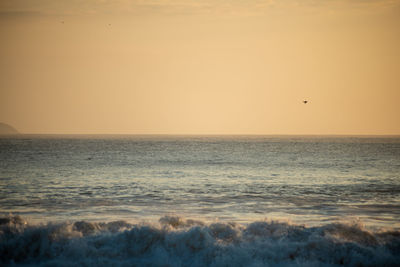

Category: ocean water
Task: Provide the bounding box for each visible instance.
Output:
[1,135,399,266]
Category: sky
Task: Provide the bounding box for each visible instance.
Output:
[0,0,399,135]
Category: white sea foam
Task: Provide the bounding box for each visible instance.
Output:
[1,215,399,266]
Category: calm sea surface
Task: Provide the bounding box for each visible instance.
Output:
[1,135,399,228]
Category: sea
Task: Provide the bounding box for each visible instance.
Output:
[0,135,399,266]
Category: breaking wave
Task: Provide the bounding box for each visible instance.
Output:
[1,215,399,266]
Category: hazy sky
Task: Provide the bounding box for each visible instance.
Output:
[1,0,399,134]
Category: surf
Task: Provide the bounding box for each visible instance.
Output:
[1,215,399,266]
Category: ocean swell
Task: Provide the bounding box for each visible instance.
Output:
[1,215,399,266]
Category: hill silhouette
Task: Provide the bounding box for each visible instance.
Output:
[0,123,19,134]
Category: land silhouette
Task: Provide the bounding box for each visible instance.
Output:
[0,123,19,134]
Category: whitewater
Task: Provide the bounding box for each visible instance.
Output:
[1,135,399,266]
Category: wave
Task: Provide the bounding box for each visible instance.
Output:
[1,215,399,266]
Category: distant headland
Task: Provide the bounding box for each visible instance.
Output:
[0,123,19,135]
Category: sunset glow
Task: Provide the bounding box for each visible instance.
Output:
[1,0,399,134]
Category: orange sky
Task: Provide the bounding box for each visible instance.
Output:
[1,0,399,135]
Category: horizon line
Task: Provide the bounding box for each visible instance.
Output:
[1,133,400,138]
